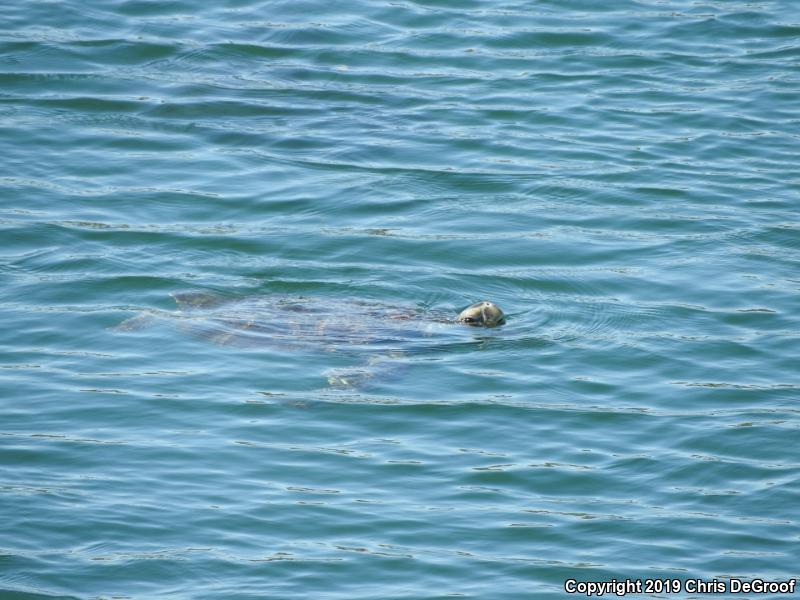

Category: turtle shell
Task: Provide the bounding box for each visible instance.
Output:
[167,292,448,351]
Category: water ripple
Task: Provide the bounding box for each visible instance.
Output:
[1,0,799,597]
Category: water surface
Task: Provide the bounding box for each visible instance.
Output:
[1,0,799,598]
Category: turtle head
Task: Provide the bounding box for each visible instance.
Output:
[456,301,505,327]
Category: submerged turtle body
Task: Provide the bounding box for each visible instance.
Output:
[117,292,504,388]
[168,292,445,350]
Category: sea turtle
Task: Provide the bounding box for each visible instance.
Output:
[116,292,504,388]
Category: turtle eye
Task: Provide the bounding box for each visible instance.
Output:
[463,317,477,324]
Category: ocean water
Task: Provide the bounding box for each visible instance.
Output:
[1,0,799,598]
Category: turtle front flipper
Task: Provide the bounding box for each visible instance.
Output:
[324,352,409,390]
[326,370,373,389]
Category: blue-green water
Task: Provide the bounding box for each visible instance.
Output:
[2,0,799,598]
